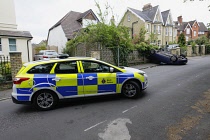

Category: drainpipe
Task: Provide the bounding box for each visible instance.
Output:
[132,21,138,39]
[27,38,32,62]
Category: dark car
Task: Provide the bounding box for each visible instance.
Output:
[149,50,188,65]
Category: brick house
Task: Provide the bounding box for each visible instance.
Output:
[47,9,99,54]
[174,16,208,41]
[119,3,177,46]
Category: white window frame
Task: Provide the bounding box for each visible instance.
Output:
[169,28,172,36]
[186,36,188,41]
[186,28,190,35]
[165,27,168,36]
[9,38,17,51]
[128,14,130,22]
[154,25,156,34]
[158,25,161,34]
[147,24,150,33]
[194,31,196,36]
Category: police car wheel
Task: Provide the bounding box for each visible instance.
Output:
[33,90,58,111]
[122,81,140,98]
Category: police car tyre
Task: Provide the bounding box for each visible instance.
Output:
[122,81,140,98]
[33,90,58,111]
[170,55,177,62]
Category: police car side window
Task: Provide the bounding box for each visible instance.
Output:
[55,61,78,74]
[82,61,116,73]
[27,63,54,74]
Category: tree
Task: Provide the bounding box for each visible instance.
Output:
[148,33,158,45]
[64,1,133,66]
[178,33,186,47]
[184,0,210,11]
[132,27,147,44]
[35,40,47,54]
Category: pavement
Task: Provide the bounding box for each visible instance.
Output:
[0,63,158,101]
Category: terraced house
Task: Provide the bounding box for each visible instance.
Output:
[119,3,176,46]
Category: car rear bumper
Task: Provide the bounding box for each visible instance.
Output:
[12,96,31,104]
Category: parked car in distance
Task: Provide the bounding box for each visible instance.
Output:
[166,44,179,51]
[34,50,58,61]
[149,49,188,65]
[12,57,148,110]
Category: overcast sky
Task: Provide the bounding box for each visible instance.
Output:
[13,0,210,44]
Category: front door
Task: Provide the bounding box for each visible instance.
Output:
[80,60,117,96]
[54,61,84,98]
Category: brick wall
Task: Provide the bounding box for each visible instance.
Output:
[74,43,144,66]
[9,52,22,79]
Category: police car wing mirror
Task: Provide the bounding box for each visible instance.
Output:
[110,67,114,73]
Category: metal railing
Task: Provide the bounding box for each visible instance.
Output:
[0,56,12,90]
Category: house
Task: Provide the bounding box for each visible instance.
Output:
[119,3,177,46]
[47,9,99,54]
[0,0,33,63]
[174,16,208,41]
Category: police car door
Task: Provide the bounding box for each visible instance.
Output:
[54,61,84,98]
[80,60,117,96]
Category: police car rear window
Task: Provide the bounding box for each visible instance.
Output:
[27,63,54,74]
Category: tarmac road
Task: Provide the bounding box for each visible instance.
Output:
[0,56,210,140]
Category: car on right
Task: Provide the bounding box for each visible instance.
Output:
[149,49,188,65]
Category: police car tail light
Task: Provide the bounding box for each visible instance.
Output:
[43,56,48,58]
[13,77,30,84]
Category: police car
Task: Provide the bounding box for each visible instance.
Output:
[12,57,148,110]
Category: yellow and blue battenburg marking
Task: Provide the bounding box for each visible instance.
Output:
[15,71,145,101]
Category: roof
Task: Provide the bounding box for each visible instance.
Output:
[142,5,159,22]
[161,10,170,25]
[0,30,32,38]
[175,20,208,32]
[198,22,208,32]
[128,7,151,22]
[127,5,164,23]
[49,9,99,39]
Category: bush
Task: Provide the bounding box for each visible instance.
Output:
[135,43,158,58]
[206,43,210,54]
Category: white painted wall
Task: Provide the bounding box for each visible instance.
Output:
[16,39,32,63]
[0,0,17,30]
[48,25,67,54]
[0,37,32,63]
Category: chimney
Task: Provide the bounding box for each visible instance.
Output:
[142,3,152,11]
[178,16,182,25]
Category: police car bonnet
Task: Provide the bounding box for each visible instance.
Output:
[123,67,145,74]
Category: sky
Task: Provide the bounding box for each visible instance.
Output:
[13,0,210,44]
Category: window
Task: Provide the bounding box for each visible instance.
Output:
[27,63,55,74]
[81,61,119,73]
[154,25,156,34]
[127,14,130,22]
[0,38,2,52]
[158,25,161,34]
[9,38,16,51]
[186,36,188,41]
[186,28,190,34]
[169,28,172,36]
[147,24,150,32]
[165,27,168,36]
[55,61,78,74]
[194,31,196,36]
